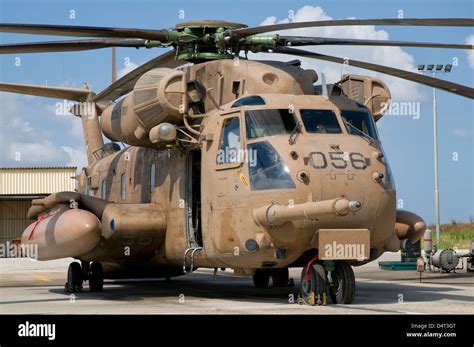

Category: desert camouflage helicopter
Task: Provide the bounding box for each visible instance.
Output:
[1,18,473,305]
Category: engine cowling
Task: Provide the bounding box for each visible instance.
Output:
[100,68,187,147]
[338,74,391,121]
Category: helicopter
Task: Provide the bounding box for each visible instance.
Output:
[0,18,473,305]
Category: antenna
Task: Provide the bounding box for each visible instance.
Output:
[321,72,328,99]
[112,47,117,83]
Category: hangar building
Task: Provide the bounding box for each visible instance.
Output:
[0,167,76,243]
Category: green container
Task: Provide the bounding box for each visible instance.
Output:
[378,261,417,271]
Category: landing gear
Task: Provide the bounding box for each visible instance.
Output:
[89,262,104,292]
[328,262,355,304]
[272,268,289,287]
[65,261,105,293]
[299,259,356,305]
[253,269,270,288]
[300,262,326,305]
[65,262,83,293]
[253,268,292,288]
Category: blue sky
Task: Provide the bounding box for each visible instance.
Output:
[0,0,473,224]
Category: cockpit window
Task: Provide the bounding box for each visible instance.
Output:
[245,109,297,139]
[301,109,342,134]
[247,141,296,191]
[231,95,266,108]
[340,110,379,140]
[217,117,241,164]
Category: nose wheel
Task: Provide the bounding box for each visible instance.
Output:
[300,262,326,305]
[299,259,356,305]
[328,262,355,304]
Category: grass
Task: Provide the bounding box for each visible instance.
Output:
[424,221,474,250]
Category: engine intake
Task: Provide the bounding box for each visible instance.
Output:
[100,68,187,147]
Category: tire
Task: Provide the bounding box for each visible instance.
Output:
[65,262,82,293]
[89,262,104,292]
[253,269,270,288]
[328,262,355,304]
[300,263,326,305]
[271,268,289,287]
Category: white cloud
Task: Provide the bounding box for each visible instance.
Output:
[62,146,88,167]
[466,35,474,70]
[10,117,33,133]
[0,92,88,168]
[8,140,69,164]
[249,5,425,101]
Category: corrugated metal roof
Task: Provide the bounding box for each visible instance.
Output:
[0,167,77,195]
[0,166,77,170]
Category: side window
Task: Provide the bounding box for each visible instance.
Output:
[150,163,156,193]
[120,173,126,200]
[101,179,106,200]
[216,117,241,164]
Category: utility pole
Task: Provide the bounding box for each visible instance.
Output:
[417,63,453,245]
[112,47,117,83]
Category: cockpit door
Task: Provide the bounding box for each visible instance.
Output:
[201,110,246,255]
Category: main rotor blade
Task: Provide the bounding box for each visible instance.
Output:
[279,36,474,50]
[0,82,92,101]
[269,47,474,99]
[94,49,187,103]
[229,18,474,37]
[0,23,169,41]
[0,38,148,54]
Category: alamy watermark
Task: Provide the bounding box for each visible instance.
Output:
[55,100,95,118]
[18,321,55,341]
[0,241,38,259]
[216,148,257,167]
[381,101,421,120]
[324,241,366,260]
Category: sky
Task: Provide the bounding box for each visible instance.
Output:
[0,0,473,224]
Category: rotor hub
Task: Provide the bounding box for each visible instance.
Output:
[175,20,247,30]
[162,20,271,62]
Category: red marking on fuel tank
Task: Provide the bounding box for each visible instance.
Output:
[28,215,46,240]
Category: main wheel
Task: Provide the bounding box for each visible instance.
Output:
[300,263,326,305]
[65,262,83,293]
[328,262,355,304]
[253,269,270,288]
[271,268,289,287]
[89,262,104,292]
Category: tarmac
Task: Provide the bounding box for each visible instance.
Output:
[0,252,473,314]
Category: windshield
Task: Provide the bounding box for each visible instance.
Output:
[300,109,342,134]
[245,109,297,139]
[340,110,379,140]
[247,141,295,191]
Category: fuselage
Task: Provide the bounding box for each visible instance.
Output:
[73,93,397,275]
[21,58,426,279]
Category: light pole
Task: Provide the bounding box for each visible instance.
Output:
[417,63,453,246]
